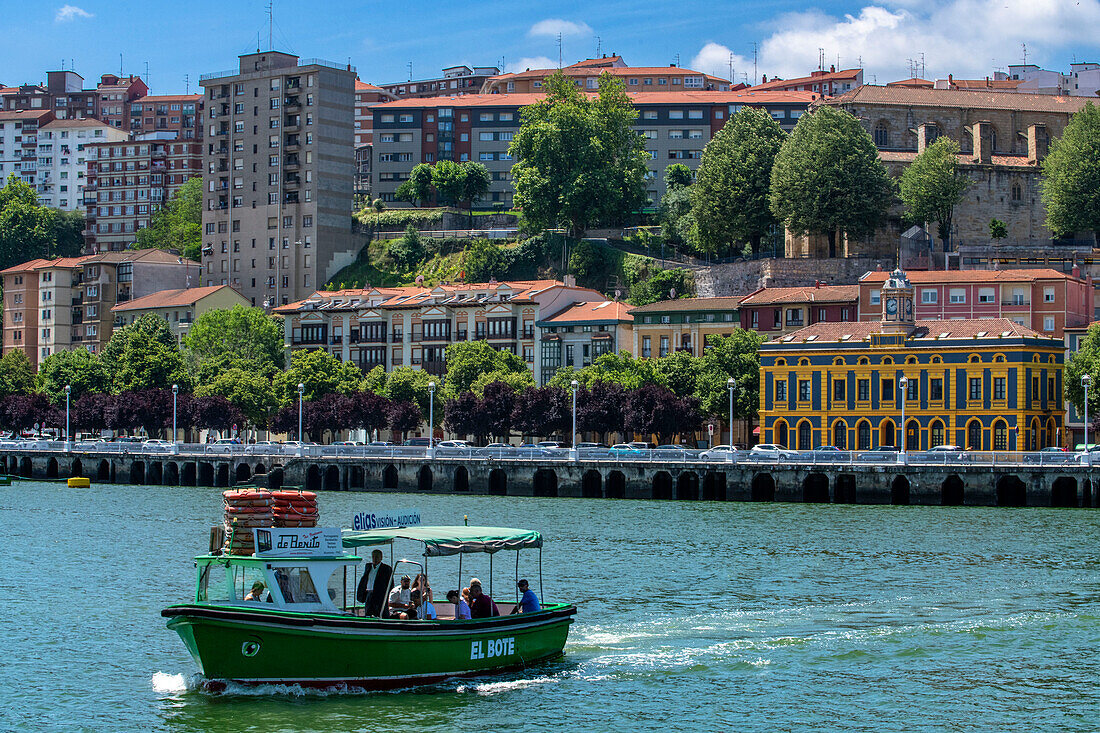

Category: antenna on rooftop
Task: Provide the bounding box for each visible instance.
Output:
[184,73,190,94]
[120,53,123,76]
[267,0,274,51]
[596,36,601,57]
[144,61,150,87]
[674,53,680,68]
[752,42,758,85]
[407,61,413,81]
[1021,43,1027,65]
[728,52,734,83]
[557,33,563,68]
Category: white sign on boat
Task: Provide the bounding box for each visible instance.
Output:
[254,527,343,558]
[351,508,422,531]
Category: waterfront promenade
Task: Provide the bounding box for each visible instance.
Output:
[2,441,1097,507]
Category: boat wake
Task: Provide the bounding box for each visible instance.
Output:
[454,675,559,696]
[151,672,201,695]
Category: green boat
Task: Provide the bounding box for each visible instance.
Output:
[162,525,576,690]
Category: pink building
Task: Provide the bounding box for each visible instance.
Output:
[738,283,860,336]
[857,268,1090,338]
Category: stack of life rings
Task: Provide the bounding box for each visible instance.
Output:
[272,490,319,528]
[222,489,273,555]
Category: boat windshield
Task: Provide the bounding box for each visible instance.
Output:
[195,555,361,612]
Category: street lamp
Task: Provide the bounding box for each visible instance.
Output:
[727,377,736,461]
[171,383,178,450]
[1083,374,1091,465]
[428,381,436,455]
[64,384,71,451]
[570,379,579,460]
[297,383,305,453]
[899,375,909,463]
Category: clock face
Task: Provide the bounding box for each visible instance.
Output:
[886,297,898,315]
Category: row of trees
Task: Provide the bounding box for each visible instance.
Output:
[0,297,762,441]
[396,160,491,209]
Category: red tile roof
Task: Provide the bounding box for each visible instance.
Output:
[111,285,241,312]
[355,80,385,92]
[490,60,726,84]
[0,258,53,275]
[40,118,115,130]
[886,77,934,88]
[824,85,1094,114]
[859,268,1081,284]
[739,284,860,306]
[275,279,588,313]
[542,300,633,324]
[773,317,1051,344]
[878,150,1041,168]
[137,94,202,102]
[949,78,1024,90]
[752,68,862,91]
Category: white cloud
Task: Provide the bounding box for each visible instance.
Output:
[506,56,558,74]
[691,42,750,82]
[694,0,1100,86]
[55,4,93,22]
[528,19,592,38]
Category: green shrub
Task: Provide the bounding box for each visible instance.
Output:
[357,208,445,230]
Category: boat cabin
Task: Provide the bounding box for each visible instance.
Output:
[195,554,362,613]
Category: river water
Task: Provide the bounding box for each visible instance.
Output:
[3,481,1099,732]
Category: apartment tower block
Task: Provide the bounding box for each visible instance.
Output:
[199,51,357,307]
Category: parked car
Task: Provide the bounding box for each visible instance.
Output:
[608,443,645,457]
[1023,446,1073,464]
[699,444,736,460]
[857,446,900,462]
[746,444,796,461]
[141,439,173,451]
[366,440,396,448]
[434,440,472,455]
[208,438,242,452]
[653,444,695,459]
[575,442,607,450]
[914,445,968,463]
[404,437,431,447]
[477,442,515,456]
[810,445,851,463]
[332,440,363,447]
[244,440,281,454]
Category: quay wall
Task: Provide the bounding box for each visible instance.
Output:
[1,450,1095,508]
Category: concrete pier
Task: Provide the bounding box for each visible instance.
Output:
[1,449,1095,507]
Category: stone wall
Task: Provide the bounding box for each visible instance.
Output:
[694,256,894,297]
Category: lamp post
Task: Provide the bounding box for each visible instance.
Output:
[727,377,735,462]
[171,384,178,453]
[1083,374,1091,466]
[428,381,436,457]
[297,383,305,455]
[899,375,909,464]
[64,384,71,451]
[570,379,579,460]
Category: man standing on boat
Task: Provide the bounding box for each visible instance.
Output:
[356,549,393,618]
[516,579,540,613]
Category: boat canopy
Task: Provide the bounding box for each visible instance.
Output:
[342,525,542,557]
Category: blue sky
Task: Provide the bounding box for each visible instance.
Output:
[7,1,1100,94]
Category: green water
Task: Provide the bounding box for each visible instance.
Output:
[3,481,1099,732]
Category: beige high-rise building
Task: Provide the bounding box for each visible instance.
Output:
[199,51,357,308]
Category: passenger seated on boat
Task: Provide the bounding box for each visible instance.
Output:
[408,590,437,620]
[388,574,412,614]
[514,579,540,614]
[447,589,472,619]
[413,573,433,602]
[468,579,500,618]
[244,581,266,602]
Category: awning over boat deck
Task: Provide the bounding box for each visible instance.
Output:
[342,526,543,557]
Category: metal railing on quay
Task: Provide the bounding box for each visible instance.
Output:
[0,442,1094,469]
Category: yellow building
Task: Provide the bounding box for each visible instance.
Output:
[758,270,1065,451]
[629,297,742,358]
[110,285,250,344]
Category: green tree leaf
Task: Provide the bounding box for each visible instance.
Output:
[898,137,969,247]
[1041,101,1100,239]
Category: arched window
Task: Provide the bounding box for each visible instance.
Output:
[833,357,846,365]
[798,421,813,450]
[1011,182,1022,201]
[931,355,943,363]
[776,421,789,448]
[775,358,787,366]
[927,125,941,143]
[798,357,810,366]
[905,356,918,364]
[990,127,998,152]
[993,420,1008,450]
[930,420,945,448]
[881,419,896,447]
[858,420,871,450]
[874,122,889,147]
[833,420,847,449]
[882,356,894,365]
[968,420,982,450]
[968,354,981,363]
[858,357,870,365]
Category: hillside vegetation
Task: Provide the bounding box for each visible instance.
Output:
[325,230,695,306]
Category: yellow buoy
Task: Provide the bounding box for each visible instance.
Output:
[67,477,91,488]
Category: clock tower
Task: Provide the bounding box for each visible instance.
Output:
[879,267,915,334]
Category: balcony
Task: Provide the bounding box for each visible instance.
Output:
[391,333,404,343]
[116,292,130,303]
[71,296,82,306]
[423,360,446,376]
[284,95,301,110]
[284,174,300,187]
[1002,299,1030,307]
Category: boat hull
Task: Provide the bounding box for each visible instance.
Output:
[162,603,575,688]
